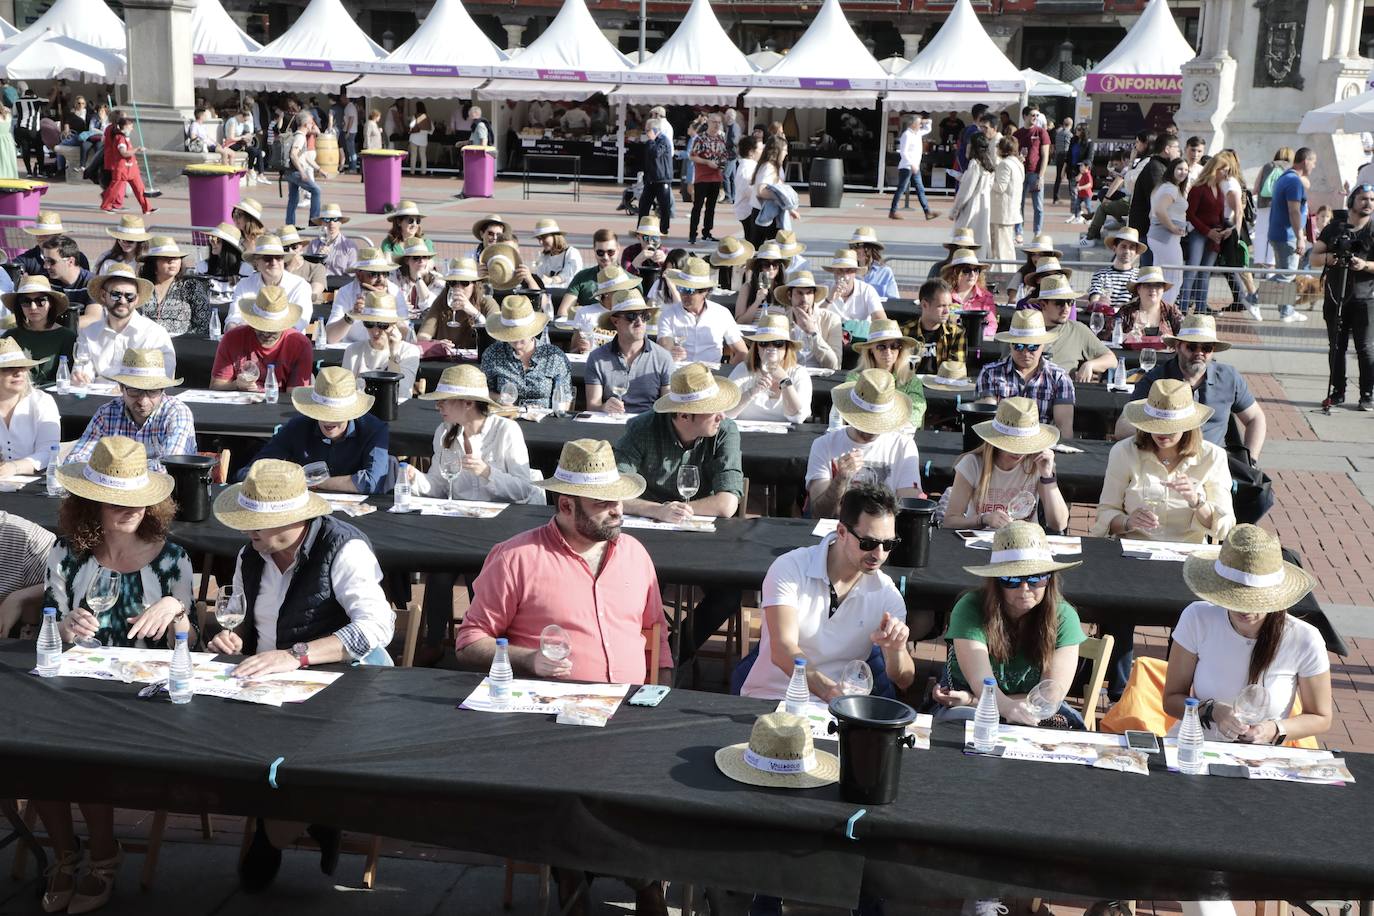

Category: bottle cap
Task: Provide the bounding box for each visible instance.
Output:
[1184,697,1199,707]
[983,676,996,686]
[495,637,508,646]
[175,632,188,640]
[794,657,806,667]
[43,606,56,616]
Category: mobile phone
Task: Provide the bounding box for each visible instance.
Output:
[1124,730,1160,753]
[1207,763,1250,779]
[629,684,670,707]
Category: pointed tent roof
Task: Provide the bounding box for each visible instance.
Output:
[0,29,124,79]
[889,0,1024,103]
[6,0,125,52]
[1022,67,1076,97]
[486,0,631,100]
[1086,0,1194,94]
[879,55,908,75]
[612,0,755,104]
[746,50,782,70]
[0,17,17,40]
[747,0,887,108]
[219,0,387,91]
[352,0,505,98]
[192,0,260,84]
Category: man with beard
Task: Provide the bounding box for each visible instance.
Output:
[71,263,175,383]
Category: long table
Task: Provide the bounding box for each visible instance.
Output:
[2,643,1370,903]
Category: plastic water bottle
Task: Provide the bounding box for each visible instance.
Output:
[313,319,326,348]
[263,364,279,404]
[36,607,61,678]
[168,632,193,705]
[55,356,70,394]
[45,445,62,497]
[784,658,810,715]
[1177,697,1206,775]
[488,637,513,711]
[1115,356,1127,388]
[1110,316,1124,347]
[208,308,222,341]
[394,462,412,510]
[972,676,1001,752]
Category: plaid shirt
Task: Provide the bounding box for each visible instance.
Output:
[901,318,965,375]
[68,396,198,464]
[975,355,1076,423]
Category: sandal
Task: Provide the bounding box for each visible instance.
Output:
[41,850,81,913]
[67,844,123,915]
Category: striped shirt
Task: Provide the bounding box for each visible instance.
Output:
[976,355,1076,424]
[0,511,54,604]
[1088,265,1138,309]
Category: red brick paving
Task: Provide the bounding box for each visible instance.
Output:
[1244,373,1318,441]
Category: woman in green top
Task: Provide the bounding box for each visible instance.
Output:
[931,520,1087,728]
[829,318,926,428]
[380,200,436,259]
[2,275,77,385]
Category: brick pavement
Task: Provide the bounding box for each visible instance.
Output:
[1244,373,1318,441]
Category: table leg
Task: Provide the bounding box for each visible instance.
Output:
[0,798,47,897]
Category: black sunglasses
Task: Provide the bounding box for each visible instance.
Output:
[17,296,49,307]
[363,321,390,330]
[1011,343,1041,352]
[594,248,617,257]
[756,340,787,349]
[615,312,648,324]
[105,291,139,303]
[1182,342,1216,354]
[998,574,1049,588]
[853,534,901,552]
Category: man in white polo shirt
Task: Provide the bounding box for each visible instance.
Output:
[225,234,313,332]
[740,482,913,700]
[73,263,176,384]
[656,256,747,366]
[823,248,887,323]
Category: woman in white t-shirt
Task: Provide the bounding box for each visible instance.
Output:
[733,135,762,243]
[726,314,812,424]
[940,396,1068,532]
[407,102,433,176]
[1147,158,1189,306]
[1163,525,1331,746]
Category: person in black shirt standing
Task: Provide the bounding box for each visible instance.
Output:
[13,82,42,177]
[1311,185,1374,410]
[1128,133,1179,265]
[637,118,674,236]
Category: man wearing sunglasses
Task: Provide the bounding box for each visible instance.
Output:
[558,228,619,318]
[739,482,913,702]
[585,294,672,414]
[39,235,93,320]
[975,310,1075,439]
[72,263,175,385]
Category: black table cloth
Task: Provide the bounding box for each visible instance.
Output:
[2,645,1370,903]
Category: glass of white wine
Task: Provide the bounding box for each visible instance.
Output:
[540,624,572,667]
[1141,480,1168,525]
[1089,311,1106,337]
[78,568,120,649]
[498,381,519,408]
[1139,347,1158,373]
[676,464,700,503]
[238,359,261,385]
[214,586,245,635]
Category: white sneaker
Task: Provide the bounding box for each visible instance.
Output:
[962,900,1008,916]
[1079,236,1098,248]
[1246,303,1263,321]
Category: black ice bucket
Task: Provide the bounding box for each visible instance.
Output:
[891,497,937,568]
[827,694,918,805]
[161,454,217,522]
[361,371,403,421]
[958,401,997,453]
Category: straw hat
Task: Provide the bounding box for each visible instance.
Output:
[744,313,797,346]
[597,287,659,330]
[139,236,188,260]
[849,226,885,250]
[291,366,375,422]
[1021,234,1061,257]
[1129,265,1174,291]
[1106,227,1148,252]
[854,318,916,352]
[21,211,64,237]
[472,213,510,240]
[994,309,1057,345]
[353,247,399,274]
[1032,274,1083,302]
[941,249,987,277]
[1030,257,1073,281]
[102,348,182,390]
[419,364,498,404]
[973,396,1060,453]
[751,241,786,264]
[57,436,174,509]
[486,295,548,343]
[832,369,913,435]
[531,218,562,238]
[633,216,662,238]
[107,214,151,242]
[87,262,153,306]
[246,234,287,261]
[534,438,646,501]
[2,274,68,314]
[233,198,265,225]
[653,362,741,414]
[665,256,714,290]
[595,265,640,297]
[1166,314,1232,352]
[772,269,831,307]
[963,520,1082,578]
[714,712,839,789]
[276,225,304,247]
[389,200,426,220]
[712,236,755,267]
[443,257,481,282]
[1122,378,1214,435]
[0,337,42,369]
[823,248,860,272]
[348,290,406,325]
[1182,524,1316,613]
[310,203,350,225]
[203,222,243,251]
[942,227,980,251]
[240,286,303,333]
[399,238,434,260]
[773,230,805,257]
[921,360,975,391]
[213,458,332,531]
[480,241,524,290]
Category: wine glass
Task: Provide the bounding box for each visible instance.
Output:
[676,464,700,503]
[497,380,519,408]
[1141,480,1168,523]
[608,372,629,407]
[1231,683,1271,730]
[302,461,330,488]
[539,624,572,665]
[1139,347,1158,373]
[839,659,873,696]
[213,586,245,633]
[792,327,812,365]
[440,453,463,502]
[1089,311,1106,337]
[78,568,120,649]
[1007,489,1038,520]
[238,359,260,385]
[1023,679,1062,723]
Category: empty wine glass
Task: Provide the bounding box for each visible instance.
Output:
[440,453,463,501]
[539,624,572,664]
[792,327,812,365]
[214,586,245,633]
[1023,679,1062,723]
[497,380,519,407]
[676,464,700,503]
[78,568,120,649]
[840,659,873,696]
[1232,683,1271,730]
[238,359,260,385]
[1089,311,1106,337]
[1139,347,1158,372]
[302,461,330,488]
[1007,489,1038,520]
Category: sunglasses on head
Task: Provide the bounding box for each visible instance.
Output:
[998,574,1050,588]
[105,291,139,303]
[1011,343,1041,352]
[853,534,902,552]
[363,321,390,330]
[1182,342,1216,354]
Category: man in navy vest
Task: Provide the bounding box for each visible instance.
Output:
[207,458,395,891]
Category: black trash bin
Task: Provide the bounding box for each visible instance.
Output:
[161,454,218,522]
[809,158,844,209]
[361,371,404,422]
[958,402,998,453]
[827,694,918,805]
[892,497,937,569]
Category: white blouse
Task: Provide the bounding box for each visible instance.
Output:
[0,388,60,468]
[413,415,542,504]
[727,362,812,424]
[534,246,584,286]
[341,338,421,402]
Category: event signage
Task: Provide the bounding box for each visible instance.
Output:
[754,74,885,90]
[1084,73,1184,95]
[352,61,492,77]
[888,78,1027,93]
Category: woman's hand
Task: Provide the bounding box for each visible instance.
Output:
[126,597,186,642]
[1031,448,1056,479]
[208,630,242,655]
[1211,701,1247,741]
[980,508,1012,529]
[462,454,491,480]
[1126,507,1159,531]
[1167,475,1203,509]
[62,606,101,642]
[571,335,592,355]
[1239,719,1281,745]
[932,683,973,708]
[1004,701,1042,727]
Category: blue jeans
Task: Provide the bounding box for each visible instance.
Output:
[1018,171,1044,237]
[890,167,930,215]
[722,158,737,201]
[284,170,322,226]
[1181,230,1219,314]
[1271,239,1299,316]
[342,132,357,169]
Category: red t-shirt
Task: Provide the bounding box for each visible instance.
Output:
[1013,126,1052,174]
[210,324,315,390]
[1076,172,1094,200]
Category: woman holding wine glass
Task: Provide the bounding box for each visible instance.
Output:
[417,257,495,354]
[37,435,194,913]
[724,313,813,424]
[733,240,786,323]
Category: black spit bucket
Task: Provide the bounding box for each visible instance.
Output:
[892,496,937,568]
[827,694,917,805]
[161,454,217,522]
[957,310,985,365]
[361,371,403,421]
[958,402,997,453]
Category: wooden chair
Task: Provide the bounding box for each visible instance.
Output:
[1074,634,1114,731]
[688,479,752,685]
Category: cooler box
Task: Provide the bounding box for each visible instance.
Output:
[360,149,407,214]
[0,178,48,259]
[182,164,244,233]
[461,145,496,199]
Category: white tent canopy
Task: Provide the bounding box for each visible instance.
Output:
[485,0,630,101]
[878,55,908,75]
[1085,0,1194,94]
[746,50,781,70]
[747,0,886,108]
[1022,67,1076,98]
[5,0,124,52]
[192,0,260,85]
[889,0,1024,105]
[0,17,17,40]
[352,0,505,98]
[218,0,387,91]
[0,29,124,80]
[612,0,754,105]
[1298,87,1374,133]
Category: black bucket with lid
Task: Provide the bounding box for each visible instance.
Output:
[161,454,217,522]
[958,401,997,454]
[827,694,918,805]
[361,371,404,421]
[891,496,937,568]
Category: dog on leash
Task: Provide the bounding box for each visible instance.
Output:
[1294,275,1322,309]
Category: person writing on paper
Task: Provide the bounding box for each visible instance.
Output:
[68,349,197,464]
[585,290,672,415]
[738,482,914,700]
[1162,525,1331,745]
[725,314,812,425]
[941,397,1068,533]
[0,339,59,478]
[340,292,421,401]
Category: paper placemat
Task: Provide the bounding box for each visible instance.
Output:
[1120,539,1218,562]
[461,678,630,721]
[177,389,266,405]
[573,412,637,424]
[776,699,931,749]
[1163,739,1354,785]
[620,514,717,533]
[957,531,1082,555]
[390,496,507,518]
[964,722,1149,774]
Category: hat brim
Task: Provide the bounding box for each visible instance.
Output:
[486,312,550,343]
[744,329,801,346]
[852,238,884,251]
[246,249,288,261]
[973,419,1060,454]
[854,335,917,351]
[232,204,264,224]
[665,271,713,290]
[1023,246,1063,258]
[1121,399,1214,435]
[310,214,350,225]
[3,287,69,312]
[108,227,152,242]
[56,463,175,509]
[1032,265,1074,280]
[0,355,42,368]
[444,272,481,283]
[595,277,641,296]
[942,261,988,275]
[347,311,405,325]
[963,557,1082,578]
[775,241,806,256]
[943,241,980,251]
[1165,335,1231,352]
[993,329,1057,345]
[354,261,400,274]
[714,744,839,789]
[473,218,510,240]
[535,470,647,501]
[714,241,756,266]
[1033,289,1084,302]
[1182,551,1315,613]
[21,225,62,237]
[418,386,497,404]
[205,229,243,251]
[773,284,830,307]
[822,263,860,273]
[138,249,188,261]
[290,387,375,422]
[921,375,975,392]
[1106,233,1149,251]
[88,274,154,306]
[653,376,742,414]
[103,372,182,390]
[241,301,304,333]
[832,382,913,434]
[390,209,426,220]
[213,483,333,531]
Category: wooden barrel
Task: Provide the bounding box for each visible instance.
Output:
[315,134,339,176]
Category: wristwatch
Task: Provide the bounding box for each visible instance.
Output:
[1039,474,1057,485]
[289,642,311,668]
[779,378,794,389]
[342,313,354,324]
[1270,721,1287,745]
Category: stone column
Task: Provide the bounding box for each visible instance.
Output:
[900,32,922,60]
[503,23,525,49]
[122,0,199,183]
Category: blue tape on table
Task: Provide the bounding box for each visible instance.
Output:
[845,808,867,840]
[267,756,285,789]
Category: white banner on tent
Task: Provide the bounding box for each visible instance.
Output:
[354,60,492,77]
[753,75,885,90]
[490,65,624,82]
[618,72,751,87]
[888,78,1025,93]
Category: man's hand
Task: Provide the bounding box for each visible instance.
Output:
[835,449,864,481]
[791,308,816,335]
[656,501,693,523]
[532,652,573,679]
[233,649,301,678]
[670,342,688,362]
[1073,363,1096,383]
[208,630,244,655]
[869,612,909,652]
[603,396,626,415]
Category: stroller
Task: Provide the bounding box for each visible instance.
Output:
[618,171,644,214]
